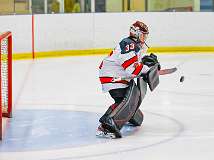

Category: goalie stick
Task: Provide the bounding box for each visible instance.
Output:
[112,67,177,82]
[158,67,177,75]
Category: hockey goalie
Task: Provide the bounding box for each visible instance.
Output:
[97,20,161,138]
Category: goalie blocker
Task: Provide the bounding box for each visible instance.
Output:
[145,64,160,91]
[99,65,160,138]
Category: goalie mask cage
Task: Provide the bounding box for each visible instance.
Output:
[0,31,12,140]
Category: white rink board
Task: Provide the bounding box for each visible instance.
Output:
[0,12,214,54]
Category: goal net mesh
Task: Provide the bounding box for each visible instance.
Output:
[0,31,12,139]
[1,38,9,113]
[0,32,12,118]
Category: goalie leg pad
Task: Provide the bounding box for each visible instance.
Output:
[108,79,141,130]
[128,109,144,126]
[99,105,122,138]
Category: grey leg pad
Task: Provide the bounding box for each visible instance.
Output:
[129,109,144,126]
[109,80,141,129]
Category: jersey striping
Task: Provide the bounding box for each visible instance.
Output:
[99,37,148,92]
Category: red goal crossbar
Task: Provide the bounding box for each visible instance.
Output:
[0,31,12,140]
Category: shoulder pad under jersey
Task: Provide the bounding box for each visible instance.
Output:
[119,37,140,54]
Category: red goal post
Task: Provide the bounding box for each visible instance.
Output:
[0,31,12,140]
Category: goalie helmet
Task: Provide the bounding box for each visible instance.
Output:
[130,21,149,40]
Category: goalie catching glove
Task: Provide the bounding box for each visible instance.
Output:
[142,53,161,70]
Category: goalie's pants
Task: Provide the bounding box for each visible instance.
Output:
[109,87,128,104]
[99,83,144,130]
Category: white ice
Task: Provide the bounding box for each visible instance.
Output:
[1,53,214,160]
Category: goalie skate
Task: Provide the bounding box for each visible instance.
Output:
[96,125,117,139]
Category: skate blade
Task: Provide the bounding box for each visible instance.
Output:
[96,130,116,139]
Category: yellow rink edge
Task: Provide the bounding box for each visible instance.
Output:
[12,46,214,60]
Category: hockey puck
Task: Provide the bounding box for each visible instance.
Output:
[180,76,185,82]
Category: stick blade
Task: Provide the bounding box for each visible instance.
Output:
[158,67,177,75]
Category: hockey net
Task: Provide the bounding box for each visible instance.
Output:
[0,31,12,140]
